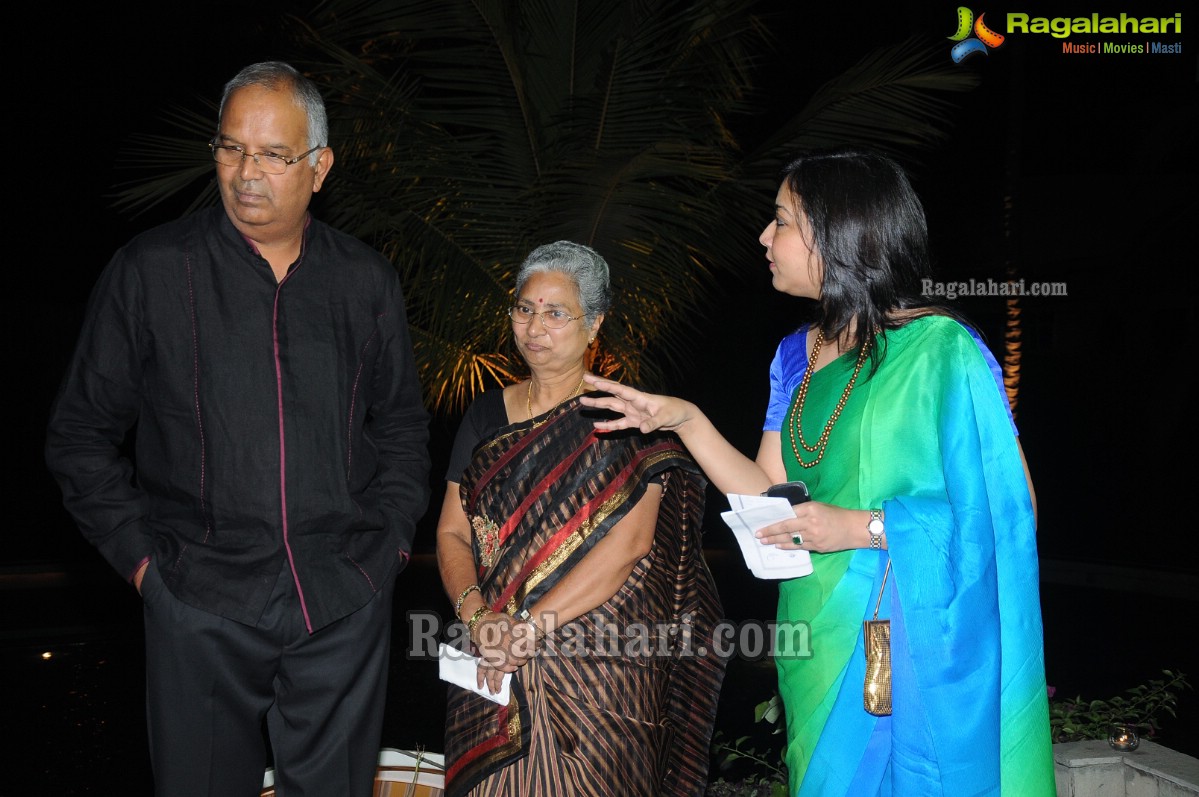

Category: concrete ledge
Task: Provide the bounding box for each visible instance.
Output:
[1055,740,1199,797]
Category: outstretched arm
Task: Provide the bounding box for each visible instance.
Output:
[581,376,886,556]
[581,374,783,496]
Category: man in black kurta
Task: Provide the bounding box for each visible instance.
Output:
[45,61,431,796]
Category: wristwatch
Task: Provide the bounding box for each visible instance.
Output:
[867,509,885,549]
[517,608,547,641]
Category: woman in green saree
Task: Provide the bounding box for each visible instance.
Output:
[582,148,1055,796]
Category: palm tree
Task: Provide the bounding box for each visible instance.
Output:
[111,0,977,417]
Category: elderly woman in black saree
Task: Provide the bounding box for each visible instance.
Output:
[435,241,726,797]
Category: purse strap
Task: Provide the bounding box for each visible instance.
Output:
[871,559,892,621]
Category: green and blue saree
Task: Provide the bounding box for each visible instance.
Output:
[775,316,1054,796]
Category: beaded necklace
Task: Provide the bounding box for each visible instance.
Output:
[527,374,586,427]
[788,328,872,468]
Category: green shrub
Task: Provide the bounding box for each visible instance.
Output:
[708,693,788,796]
[1048,669,1191,744]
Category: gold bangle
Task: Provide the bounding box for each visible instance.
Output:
[454,584,480,618]
[466,606,491,636]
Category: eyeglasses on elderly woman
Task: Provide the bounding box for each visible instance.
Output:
[508,305,582,329]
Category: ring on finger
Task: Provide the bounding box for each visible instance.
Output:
[792,533,803,546]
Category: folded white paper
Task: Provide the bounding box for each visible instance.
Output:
[721,493,814,580]
[438,643,511,705]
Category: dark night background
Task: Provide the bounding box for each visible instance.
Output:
[5,0,1197,793]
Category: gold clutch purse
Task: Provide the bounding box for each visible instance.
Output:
[863,559,892,716]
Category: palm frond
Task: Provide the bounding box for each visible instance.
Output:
[744,35,981,183]
[110,104,221,218]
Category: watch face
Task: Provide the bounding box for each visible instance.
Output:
[868,519,884,534]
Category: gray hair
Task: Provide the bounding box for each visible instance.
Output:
[217,61,328,168]
[514,241,613,326]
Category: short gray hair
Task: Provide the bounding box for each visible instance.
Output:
[514,241,613,325]
[217,61,328,168]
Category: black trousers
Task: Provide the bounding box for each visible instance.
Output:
[142,557,395,796]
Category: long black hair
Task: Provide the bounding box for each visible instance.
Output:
[780,147,970,366]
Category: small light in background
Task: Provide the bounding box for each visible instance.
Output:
[1108,722,1140,752]
[41,651,53,661]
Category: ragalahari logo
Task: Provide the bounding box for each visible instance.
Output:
[948,7,1006,62]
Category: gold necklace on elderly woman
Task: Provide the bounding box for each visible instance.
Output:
[527,374,586,427]
[788,329,872,469]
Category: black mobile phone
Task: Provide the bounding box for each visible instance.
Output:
[763,481,810,505]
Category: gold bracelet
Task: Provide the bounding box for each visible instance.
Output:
[466,606,491,636]
[454,584,481,618]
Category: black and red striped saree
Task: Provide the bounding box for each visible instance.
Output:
[444,395,726,796]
